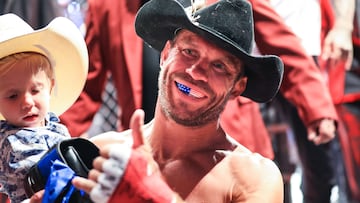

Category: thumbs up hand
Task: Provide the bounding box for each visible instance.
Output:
[72,109,178,203]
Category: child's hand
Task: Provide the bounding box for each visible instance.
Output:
[24,190,44,203]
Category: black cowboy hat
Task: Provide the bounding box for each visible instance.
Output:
[135,0,284,102]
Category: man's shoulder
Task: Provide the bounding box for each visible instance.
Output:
[228,145,280,173]
[216,146,283,202]
[217,144,283,188]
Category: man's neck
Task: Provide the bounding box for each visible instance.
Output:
[145,111,231,164]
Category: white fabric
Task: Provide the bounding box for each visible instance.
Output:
[270,0,321,56]
[90,145,131,203]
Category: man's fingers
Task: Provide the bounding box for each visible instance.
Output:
[88,168,102,181]
[318,119,336,135]
[72,176,97,194]
[307,130,316,142]
[307,119,336,145]
[92,156,106,171]
[130,109,145,148]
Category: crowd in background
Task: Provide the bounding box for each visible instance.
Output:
[0,0,359,202]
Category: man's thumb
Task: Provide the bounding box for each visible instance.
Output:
[130,109,145,148]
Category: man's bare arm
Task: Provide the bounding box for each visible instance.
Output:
[226,148,284,203]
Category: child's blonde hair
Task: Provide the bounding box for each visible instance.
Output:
[0,52,53,80]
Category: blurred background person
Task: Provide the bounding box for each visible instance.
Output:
[263,0,356,202]
[321,0,360,201]
[59,0,161,138]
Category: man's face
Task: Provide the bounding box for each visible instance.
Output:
[158,30,247,127]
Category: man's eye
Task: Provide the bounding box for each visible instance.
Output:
[212,63,227,72]
[8,94,18,100]
[182,49,195,56]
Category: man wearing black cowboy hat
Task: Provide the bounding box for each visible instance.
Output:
[65,0,285,202]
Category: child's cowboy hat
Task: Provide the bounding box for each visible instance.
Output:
[0,13,88,117]
[135,0,284,102]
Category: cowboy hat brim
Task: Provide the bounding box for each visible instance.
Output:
[135,0,283,102]
[0,16,88,117]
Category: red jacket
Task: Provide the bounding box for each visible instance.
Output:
[60,0,144,135]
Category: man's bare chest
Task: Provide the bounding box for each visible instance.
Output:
[160,155,234,202]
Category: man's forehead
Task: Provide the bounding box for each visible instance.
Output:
[174,30,243,67]
[174,29,204,41]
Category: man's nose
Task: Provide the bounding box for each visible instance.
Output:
[185,60,208,82]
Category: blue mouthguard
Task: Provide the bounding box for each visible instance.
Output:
[176,82,190,95]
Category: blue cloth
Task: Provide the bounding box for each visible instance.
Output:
[42,160,75,203]
[0,112,70,203]
[42,160,88,203]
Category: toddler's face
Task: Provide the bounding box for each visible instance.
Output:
[0,60,53,127]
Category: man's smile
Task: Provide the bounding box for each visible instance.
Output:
[175,81,204,98]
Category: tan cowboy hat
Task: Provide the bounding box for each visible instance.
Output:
[0,13,88,118]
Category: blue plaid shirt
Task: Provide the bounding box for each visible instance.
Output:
[0,112,70,203]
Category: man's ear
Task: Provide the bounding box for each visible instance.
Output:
[229,77,247,99]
